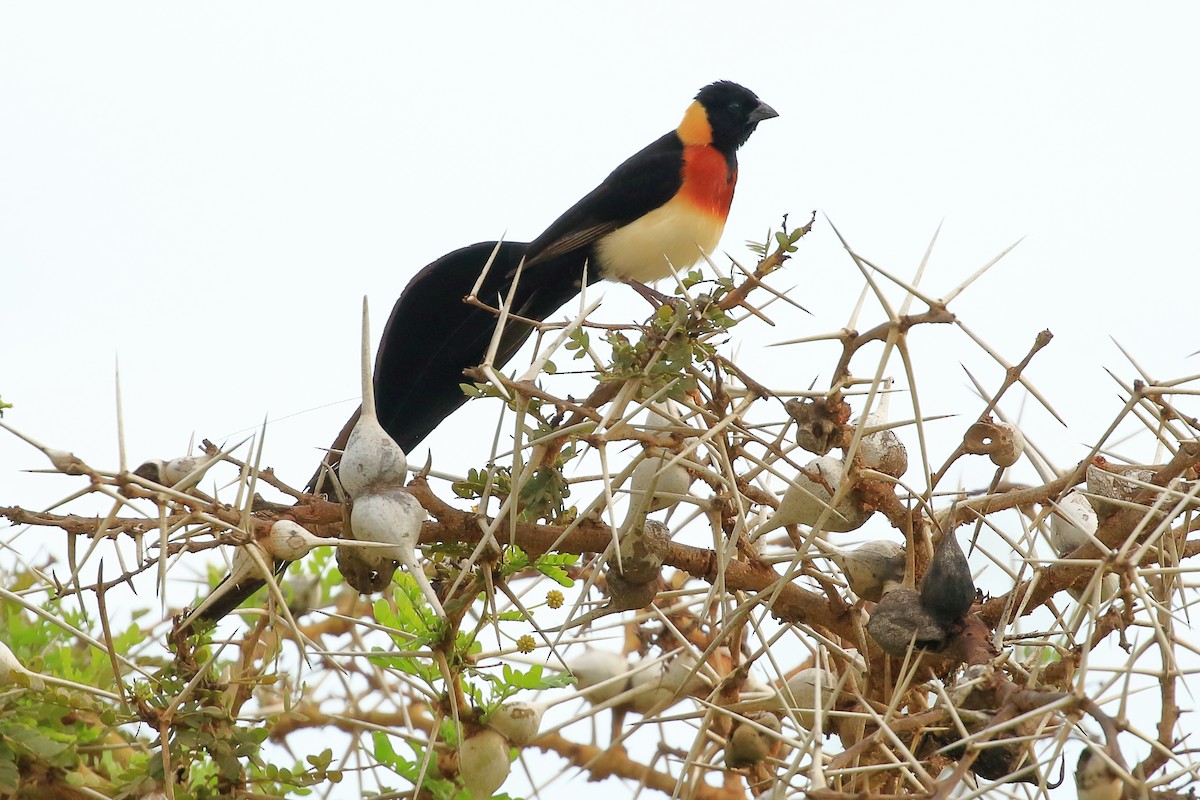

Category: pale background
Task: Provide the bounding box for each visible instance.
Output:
[2,3,1198,798]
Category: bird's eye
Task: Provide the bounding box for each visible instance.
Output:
[728,101,743,113]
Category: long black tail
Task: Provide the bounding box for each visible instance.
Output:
[192,240,588,626]
[374,240,536,453]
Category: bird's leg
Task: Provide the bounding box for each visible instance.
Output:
[625,280,680,310]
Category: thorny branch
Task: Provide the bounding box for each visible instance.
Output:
[3,221,1200,800]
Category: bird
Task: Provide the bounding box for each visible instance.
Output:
[198,81,776,625]
[725,711,782,768]
[323,79,776,481]
[1074,748,1123,800]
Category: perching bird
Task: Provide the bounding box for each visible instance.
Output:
[1074,748,1123,800]
[201,81,776,625]
[317,80,774,498]
[318,80,777,483]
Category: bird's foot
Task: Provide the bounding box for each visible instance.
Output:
[626,280,681,310]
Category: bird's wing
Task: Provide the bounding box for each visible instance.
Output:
[524,132,684,268]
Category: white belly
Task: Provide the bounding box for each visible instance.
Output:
[595,198,725,283]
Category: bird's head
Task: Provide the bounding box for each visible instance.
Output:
[690,80,778,151]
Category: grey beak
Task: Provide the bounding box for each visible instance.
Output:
[749,101,779,123]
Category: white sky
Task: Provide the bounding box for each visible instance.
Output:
[3,2,1198,494]
[2,3,1199,798]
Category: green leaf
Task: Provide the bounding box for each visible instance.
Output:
[5,723,70,759]
[565,328,590,358]
[532,551,578,587]
[372,731,401,767]
[505,545,531,574]
[0,745,18,793]
[373,598,399,630]
[535,563,573,587]
[494,664,575,693]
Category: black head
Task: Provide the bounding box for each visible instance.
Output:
[694,81,777,151]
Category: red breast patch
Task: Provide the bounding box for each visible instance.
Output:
[678,145,736,219]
